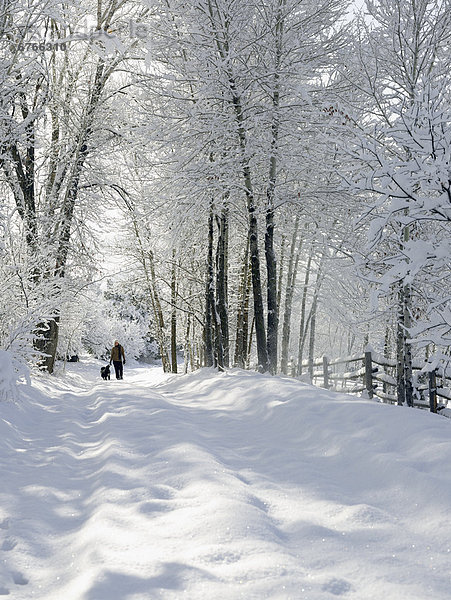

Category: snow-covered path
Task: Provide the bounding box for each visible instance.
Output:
[1,362,450,599]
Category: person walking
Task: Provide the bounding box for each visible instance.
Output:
[110,340,126,379]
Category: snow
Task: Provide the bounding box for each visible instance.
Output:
[1,361,451,599]
[0,350,16,402]
[0,350,30,402]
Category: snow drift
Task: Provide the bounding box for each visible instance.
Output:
[1,361,450,599]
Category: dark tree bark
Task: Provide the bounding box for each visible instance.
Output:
[215,203,229,367]
[280,215,300,374]
[396,219,414,406]
[276,234,287,324]
[148,248,171,372]
[396,283,406,405]
[307,255,325,379]
[34,318,60,373]
[296,248,313,376]
[5,59,111,373]
[404,282,413,407]
[171,249,178,373]
[206,0,269,372]
[204,207,215,367]
[397,281,414,406]
[234,237,251,368]
[264,0,286,375]
[238,111,268,372]
[265,202,278,374]
[242,264,252,367]
[307,291,319,381]
[205,202,224,369]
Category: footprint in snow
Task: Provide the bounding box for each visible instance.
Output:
[150,485,175,500]
[140,500,170,514]
[0,519,11,594]
[322,578,353,596]
[0,518,28,591]
[203,550,241,564]
[248,495,269,513]
[12,572,29,586]
[234,473,251,485]
[1,539,17,552]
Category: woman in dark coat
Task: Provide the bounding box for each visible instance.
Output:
[110,340,126,379]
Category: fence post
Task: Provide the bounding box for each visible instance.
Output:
[322,356,329,389]
[428,370,437,413]
[364,350,373,399]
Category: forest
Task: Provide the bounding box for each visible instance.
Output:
[1,0,450,404]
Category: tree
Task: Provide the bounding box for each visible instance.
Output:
[339,0,451,400]
[0,0,146,372]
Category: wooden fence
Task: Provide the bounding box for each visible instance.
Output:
[297,350,451,414]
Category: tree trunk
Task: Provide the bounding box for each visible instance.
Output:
[204,207,215,367]
[35,317,59,373]
[276,234,287,324]
[296,248,313,376]
[308,292,319,381]
[403,282,413,406]
[148,251,171,372]
[184,312,191,374]
[205,202,224,368]
[247,314,255,368]
[384,323,391,395]
[207,0,268,371]
[306,259,325,382]
[265,202,278,374]
[38,134,90,373]
[216,203,229,367]
[171,249,177,373]
[397,221,414,406]
[234,237,250,368]
[235,253,252,369]
[242,264,252,367]
[246,168,268,371]
[396,282,406,405]
[264,0,286,375]
[280,215,300,374]
[122,193,171,372]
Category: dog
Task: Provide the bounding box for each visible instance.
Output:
[100,364,111,380]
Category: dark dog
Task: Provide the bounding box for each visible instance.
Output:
[100,365,111,380]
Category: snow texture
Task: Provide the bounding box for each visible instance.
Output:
[1,360,450,599]
[0,350,30,402]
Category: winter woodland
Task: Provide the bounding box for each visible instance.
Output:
[1,0,450,403]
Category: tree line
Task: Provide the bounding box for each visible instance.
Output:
[1,0,450,405]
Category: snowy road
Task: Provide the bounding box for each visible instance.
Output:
[1,362,451,599]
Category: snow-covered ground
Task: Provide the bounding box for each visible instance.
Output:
[1,360,450,600]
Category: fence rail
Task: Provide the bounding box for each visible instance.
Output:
[298,351,451,414]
